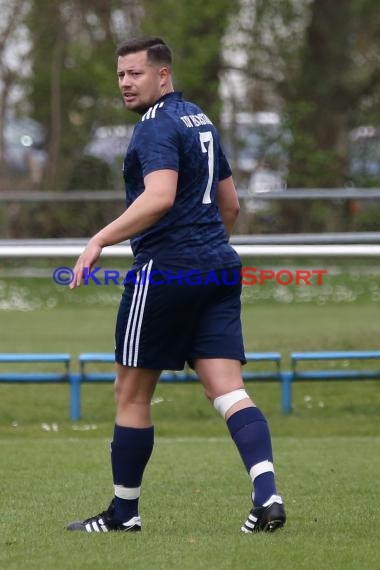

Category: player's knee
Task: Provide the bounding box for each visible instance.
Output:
[114,377,123,400]
[213,389,250,418]
[114,378,133,407]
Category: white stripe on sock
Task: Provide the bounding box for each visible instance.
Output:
[114,484,141,500]
[249,460,274,482]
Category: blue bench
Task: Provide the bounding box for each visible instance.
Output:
[281,350,380,413]
[69,352,282,420]
[0,352,72,416]
[2,351,379,419]
[0,353,71,382]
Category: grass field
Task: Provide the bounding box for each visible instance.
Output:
[0,262,379,569]
[1,435,379,570]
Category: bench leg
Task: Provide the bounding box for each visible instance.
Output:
[281,371,293,414]
[69,374,81,421]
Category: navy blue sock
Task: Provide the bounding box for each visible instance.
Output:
[111,424,154,521]
[227,407,277,507]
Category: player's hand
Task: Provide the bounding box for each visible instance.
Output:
[70,239,103,289]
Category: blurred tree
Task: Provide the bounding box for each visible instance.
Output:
[0,0,29,180]
[140,0,239,125]
[245,0,380,189]
[26,0,142,190]
[25,0,238,192]
[239,0,380,230]
[5,0,379,234]
[284,0,380,189]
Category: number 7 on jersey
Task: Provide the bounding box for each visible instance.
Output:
[199,131,214,204]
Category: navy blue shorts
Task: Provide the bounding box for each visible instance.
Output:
[115,261,246,370]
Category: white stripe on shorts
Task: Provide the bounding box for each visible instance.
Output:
[133,260,153,366]
[122,260,153,366]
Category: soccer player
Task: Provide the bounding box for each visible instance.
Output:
[67,37,286,534]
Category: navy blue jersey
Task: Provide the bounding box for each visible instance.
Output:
[123,91,240,270]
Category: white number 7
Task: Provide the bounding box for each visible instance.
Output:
[199,131,214,204]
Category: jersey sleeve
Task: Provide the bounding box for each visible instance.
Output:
[218,142,233,181]
[134,116,180,177]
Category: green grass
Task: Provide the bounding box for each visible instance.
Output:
[0,380,379,438]
[0,282,379,356]
[1,435,379,570]
[0,266,379,568]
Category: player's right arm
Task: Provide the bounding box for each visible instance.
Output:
[70,169,178,288]
[216,176,240,237]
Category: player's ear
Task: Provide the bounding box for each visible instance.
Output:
[159,66,170,86]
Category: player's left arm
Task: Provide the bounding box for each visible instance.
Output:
[70,169,177,288]
[216,175,240,237]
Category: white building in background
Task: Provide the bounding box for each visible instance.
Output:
[220,0,255,115]
[0,0,32,114]
[0,1,41,183]
[220,0,287,198]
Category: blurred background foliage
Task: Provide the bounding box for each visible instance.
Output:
[0,0,380,236]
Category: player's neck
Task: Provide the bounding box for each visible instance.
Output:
[160,83,174,98]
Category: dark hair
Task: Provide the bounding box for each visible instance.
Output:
[116,37,172,67]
